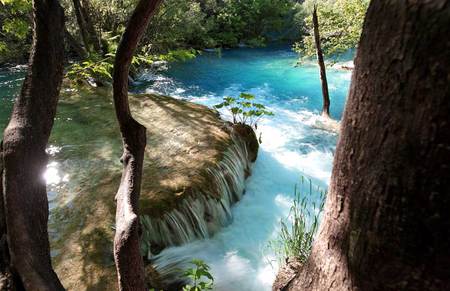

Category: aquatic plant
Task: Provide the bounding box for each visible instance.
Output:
[214,93,274,128]
[269,177,326,264]
[182,259,214,291]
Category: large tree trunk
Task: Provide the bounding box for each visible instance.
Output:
[278,1,450,290]
[0,142,16,291]
[1,0,66,290]
[112,0,162,290]
[312,5,330,118]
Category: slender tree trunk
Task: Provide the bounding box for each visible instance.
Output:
[112,0,162,290]
[279,1,450,290]
[80,0,102,53]
[72,0,101,54]
[72,0,91,53]
[1,0,66,290]
[312,5,330,118]
[64,28,87,59]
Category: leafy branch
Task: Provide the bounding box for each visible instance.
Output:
[214,93,273,128]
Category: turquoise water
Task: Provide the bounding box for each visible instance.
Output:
[0,45,351,290]
[0,67,25,138]
[136,45,351,290]
[135,45,349,119]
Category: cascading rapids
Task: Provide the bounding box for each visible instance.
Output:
[143,132,250,253]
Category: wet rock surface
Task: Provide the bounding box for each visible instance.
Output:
[49,87,258,290]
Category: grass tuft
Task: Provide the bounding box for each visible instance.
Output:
[268,177,326,264]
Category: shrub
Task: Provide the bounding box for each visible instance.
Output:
[214,93,273,128]
[158,49,199,62]
[66,54,114,85]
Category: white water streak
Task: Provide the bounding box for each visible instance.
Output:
[145,133,249,253]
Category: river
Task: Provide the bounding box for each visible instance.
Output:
[134,45,351,290]
[0,45,351,290]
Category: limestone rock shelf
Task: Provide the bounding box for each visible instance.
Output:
[49,87,258,290]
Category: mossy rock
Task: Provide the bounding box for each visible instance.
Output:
[50,86,258,290]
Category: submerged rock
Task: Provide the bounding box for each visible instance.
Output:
[331,60,354,71]
[312,115,341,133]
[50,87,258,290]
[133,94,258,252]
[272,257,303,291]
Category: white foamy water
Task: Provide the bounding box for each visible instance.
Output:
[144,87,340,290]
[136,46,351,290]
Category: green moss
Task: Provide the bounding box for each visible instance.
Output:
[49,87,250,290]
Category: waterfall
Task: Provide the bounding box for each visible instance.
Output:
[142,131,251,254]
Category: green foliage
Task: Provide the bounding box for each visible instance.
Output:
[245,36,267,48]
[2,18,28,40]
[144,0,211,51]
[66,54,113,84]
[214,93,273,128]
[207,0,297,47]
[0,0,31,12]
[294,0,369,59]
[0,41,7,54]
[0,0,31,63]
[268,177,326,264]
[65,44,198,85]
[66,30,157,85]
[158,49,199,62]
[2,0,302,65]
[68,0,300,54]
[182,259,214,291]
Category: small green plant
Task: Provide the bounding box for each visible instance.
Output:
[66,54,114,84]
[214,93,273,128]
[65,31,156,86]
[182,259,214,291]
[65,46,197,86]
[268,177,326,264]
[66,52,154,86]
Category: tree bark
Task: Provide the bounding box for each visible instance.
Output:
[64,28,87,59]
[72,0,91,53]
[1,0,66,290]
[312,4,330,118]
[80,0,102,53]
[72,0,101,54]
[112,1,162,290]
[279,1,450,290]
[0,142,16,291]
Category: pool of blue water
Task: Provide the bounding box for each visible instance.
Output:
[135,45,349,119]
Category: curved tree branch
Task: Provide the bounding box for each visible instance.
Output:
[112,1,162,290]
